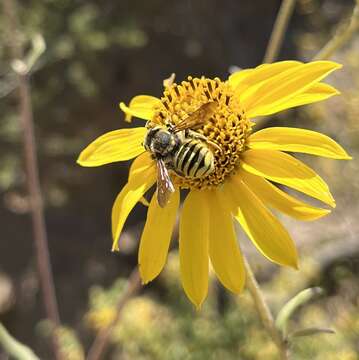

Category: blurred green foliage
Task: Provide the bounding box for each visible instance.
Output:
[55,326,84,360]
[84,253,359,360]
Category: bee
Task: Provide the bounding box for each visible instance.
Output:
[144,102,221,207]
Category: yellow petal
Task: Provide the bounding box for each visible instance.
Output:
[139,190,179,284]
[112,164,156,251]
[128,151,154,182]
[238,169,331,221]
[119,95,162,122]
[247,83,340,118]
[179,190,209,308]
[241,149,335,207]
[229,61,301,93]
[227,68,256,90]
[223,177,298,268]
[243,61,342,117]
[205,189,245,293]
[248,126,351,159]
[128,153,154,207]
[77,128,146,167]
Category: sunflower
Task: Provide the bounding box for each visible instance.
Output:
[77,61,350,308]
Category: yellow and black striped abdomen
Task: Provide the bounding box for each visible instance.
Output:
[173,140,215,178]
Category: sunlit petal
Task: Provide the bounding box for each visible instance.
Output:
[241,149,335,207]
[227,68,256,90]
[242,61,341,117]
[77,128,146,167]
[128,152,155,182]
[112,164,156,251]
[179,190,209,308]
[139,190,179,284]
[205,189,245,293]
[223,177,298,268]
[229,61,301,94]
[239,169,330,221]
[248,127,351,159]
[119,95,162,122]
[247,83,339,118]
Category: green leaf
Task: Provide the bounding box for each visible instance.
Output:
[275,287,324,335]
[289,327,335,339]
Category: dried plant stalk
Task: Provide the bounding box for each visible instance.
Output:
[86,269,142,360]
[2,0,62,358]
[263,0,297,63]
[314,0,359,60]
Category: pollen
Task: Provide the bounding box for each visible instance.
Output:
[152,76,253,189]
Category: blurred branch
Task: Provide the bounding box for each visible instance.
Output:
[314,0,359,60]
[263,0,297,63]
[243,256,289,360]
[86,269,142,360]
[0,322,40,360]
[2,0,62,359]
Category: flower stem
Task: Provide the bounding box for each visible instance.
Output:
[2,0,62,358]
[263,0,297,63]
[243,256,290,360]
[314,0,359,60]
[86,268,142,360]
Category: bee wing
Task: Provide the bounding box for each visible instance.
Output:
[156,159,175,208]
[173,102,217,132]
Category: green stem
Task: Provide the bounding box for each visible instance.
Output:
[243,256,290,360]
[0,323,40,360]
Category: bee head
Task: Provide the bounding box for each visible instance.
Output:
[144,127,177,157]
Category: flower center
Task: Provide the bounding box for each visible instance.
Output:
[152,76,253,190]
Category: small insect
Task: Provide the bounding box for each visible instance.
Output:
[144,102,221,207]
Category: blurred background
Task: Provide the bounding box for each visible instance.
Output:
[0,0,358,359]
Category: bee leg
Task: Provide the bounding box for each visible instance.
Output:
[187,130,207,141]
[188,130,223,154]
[206,140,223,154]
